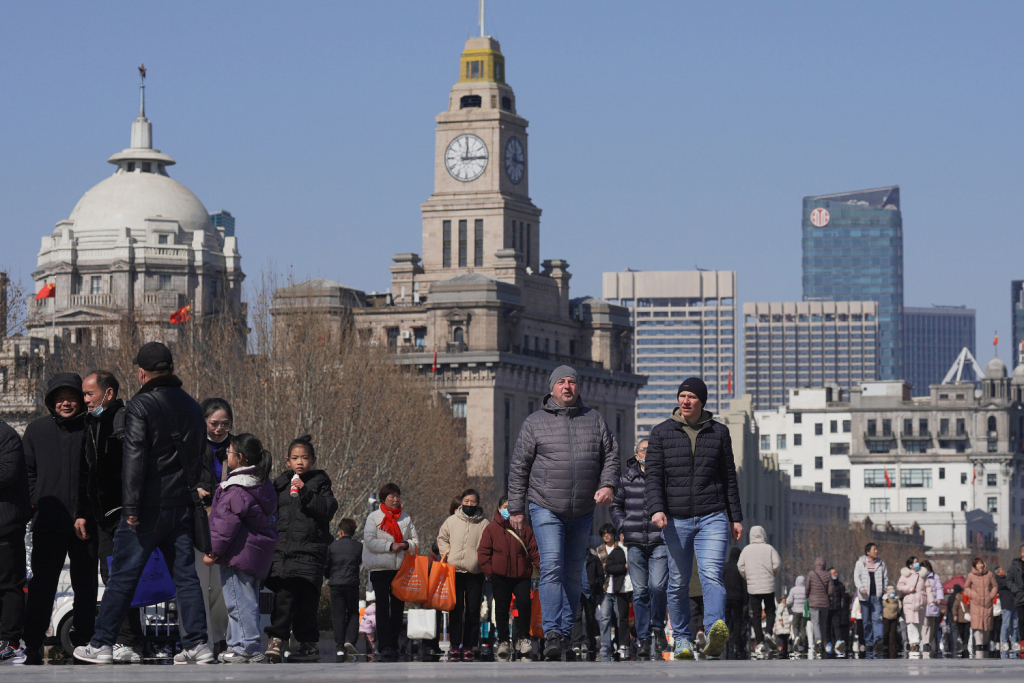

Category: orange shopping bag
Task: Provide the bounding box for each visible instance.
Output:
[391,548,429,603]
[529,588,543,638]
[426,559,456,611]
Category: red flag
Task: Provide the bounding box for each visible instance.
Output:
[994,332,998,347]
[884,469,892,488]
[35,283,55,300]
[169,303,192,324]
[972,467,976,484]
[432,349,437,373]
[727,368,732,395]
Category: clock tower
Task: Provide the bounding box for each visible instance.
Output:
[418,36,541,288]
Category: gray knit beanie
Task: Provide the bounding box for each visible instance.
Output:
[548,365,579,393]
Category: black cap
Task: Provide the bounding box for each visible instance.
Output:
[133,342,173,372]
[677,377,708,406]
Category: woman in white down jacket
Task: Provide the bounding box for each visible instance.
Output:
[363,482,419,662]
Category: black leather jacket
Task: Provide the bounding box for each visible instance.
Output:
[122,375,207,518]
[77,399,127,532]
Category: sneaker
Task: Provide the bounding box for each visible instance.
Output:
[517,638,533,657]
[219,649,256,664]
[544,632,563,661]
[636,637,651,660]
[703,620,728,659]
[673,637,694,660]
[617,645,630,661]
[0,642,25,665]
[873,639,884,655]
[462,648,475,662]
[111,645,142,664]
[74,643,113,665]
[496,640,511,661]
[265,637,284,664]
[344,642,359,661]
[173,642,215,665]
[288,642,321,662]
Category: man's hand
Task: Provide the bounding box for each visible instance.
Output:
[126,515,139,527]
[652,512,667,529]
[74,518,89,540]
[510,513,525,534]
[731,522,743,542]
[196,488,209,499]
[203,553,217,567]
[594,486,613,506]
[860,588,868,596]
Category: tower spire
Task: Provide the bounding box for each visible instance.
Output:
[138,63,147,116]
[479,0,485,37]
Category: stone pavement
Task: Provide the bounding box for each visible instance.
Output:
[8,659,1024,682]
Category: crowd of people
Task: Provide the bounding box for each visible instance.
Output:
[1,351,1024,665]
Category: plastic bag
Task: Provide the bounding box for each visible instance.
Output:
[426,559,456,611]
[530,588,543,638]
[391,549,430,603]
[407,608,437,639]
[106,550,175,608]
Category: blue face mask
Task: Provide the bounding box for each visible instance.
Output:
[913,562,921,571]
[500,508,510,520]
[89,404,105,418]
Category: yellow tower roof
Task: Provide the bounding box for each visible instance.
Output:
[458,37,505,84]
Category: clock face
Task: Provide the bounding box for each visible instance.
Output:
[504,136,525,185]
[445,134,488,182]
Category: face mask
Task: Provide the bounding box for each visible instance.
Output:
[500,508,510,520]
[89,405,105,418]
[462,505,478,517]
[913,562,920,571]
[890,593,896,598]
[832,576,838,581]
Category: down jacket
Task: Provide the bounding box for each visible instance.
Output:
[786,576,806,613]
[925,571,944,617]
[477,509,539,579]
[325,536,363,587]
[209,465,279,579]
[737,525,780,595]
[643,408,742,522]
[805,557,833,609]
[362,506,420,572]
[0,420,31,536]
[897,566,929,624]
[508,394,619,519]
[609,456,662,547]
[963,566,998,632]
[437,507,489,573]
[266,469,338,588]
[853,555,889,600]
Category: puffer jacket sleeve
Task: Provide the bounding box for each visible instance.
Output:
[597,415,619,495]
[121,403,148,518]
[771,547,781,575]
[609,472,626,531]
[405,515,420,554]
[477,524,494,577]
[299,477,338,523]
[718,427,742,522]
[210,487,245,557]
[644,425,667,517]
[363,511,392,555]
[507,418,537,515]
[437,516,452,558]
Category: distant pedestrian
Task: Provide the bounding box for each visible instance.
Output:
[596,524,632,660]
[826,567,849,657]
[805,558,833,657]
[897,556,928,653]
[325,518,362,662]
[995,566,1017,658]
[774,596,792,658]
[920,559,943,655]
[437,488,489,661]
[738,525,780,657]
[786,576,807,653]
[882,585,900,658]
[964,556,998,659]
[853,542,888,658]
[1006,545,1024,653]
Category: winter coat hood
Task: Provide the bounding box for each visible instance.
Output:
[795,576,805,587]
[221,466,277,512]
[737,526,780,594]
[814,557,826,571]
[44,373,85,415]
[897,564,929,623]
[749,525,766,544]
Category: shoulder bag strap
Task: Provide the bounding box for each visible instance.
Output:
[505,527,529,555]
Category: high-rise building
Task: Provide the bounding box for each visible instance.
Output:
[210,210,235,238]
[803,186,903,381]
[743,301,879,411]
[602,270,736,437]
[903,306,976,396]
[1012,281,1024,367]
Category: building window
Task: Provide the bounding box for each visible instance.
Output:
[794,413,802,424]
[90,276,102,295]
[815,456,823,469]
[474,219,483,267]
[940,418,950,436]
[843,420,851,433]
[988,415,997,435]
[830,420,838,434]
[814,482,823,492]
[386,327,399,347]
[867,420,877,437]
[413,328,426,347]
[939,496,946,507]
[443,220,451,268]
[793,464,802,477]
[987,496,998,513]
[903,419,913,436]
[777,435,786,450]
[831,469,850,488]
[830,443,850,455]
[882,419,892,436]
[961,472,968,484]
[460,94,482,108]
[815,423,823,436]
[864,468,895,488]
[938,467,945,480]
[867,440,893,454]
[525,223,531,264]
[956,418,965,436]
[158,234,168,245]
[904,440,929,454]
[760,435,771,450]
[907,498,927,512]
[870,498,890,513]
[988,473,998,487]
[794,434,802,446]
[961,501,968,511]
[159,274,172,290]
[901,468,932,488]
[988,440,998,453]
[501,96,512,111]
[458,220,468,267]
[452,327,465,347]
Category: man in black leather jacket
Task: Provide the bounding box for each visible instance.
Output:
[75,343,212,665]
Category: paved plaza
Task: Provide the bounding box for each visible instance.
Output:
[8,659,1024,683]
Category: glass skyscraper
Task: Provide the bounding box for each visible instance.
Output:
[1013,281,1024,368]
[903,306,976,396]
[803,186,903,381]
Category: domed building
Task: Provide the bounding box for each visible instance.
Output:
[27,83,244,345]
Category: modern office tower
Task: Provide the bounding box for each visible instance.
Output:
[603,270,736,437]
[743,301,879,411]
[903,306,976,396]
[802,186,903,381]
[209,210,235,238]
[1013,281,1024,367]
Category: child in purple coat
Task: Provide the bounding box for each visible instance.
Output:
[204,433,278,664]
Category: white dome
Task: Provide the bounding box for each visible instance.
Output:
[1012,363,1024,383]
[985,356,1007,379]
[66,170,214,246]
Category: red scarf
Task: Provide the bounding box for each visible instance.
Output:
[378,504,403,543]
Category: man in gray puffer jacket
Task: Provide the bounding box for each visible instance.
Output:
[508,365,619,661]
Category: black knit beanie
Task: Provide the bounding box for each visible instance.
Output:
[677,377,707,406]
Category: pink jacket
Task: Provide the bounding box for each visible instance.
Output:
[897,566,929,624]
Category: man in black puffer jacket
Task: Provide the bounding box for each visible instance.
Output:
[23,373,97,664]
[0,419,31,662]
[610,437,666,660]
[645,376,742,661]
[76,343,212,665]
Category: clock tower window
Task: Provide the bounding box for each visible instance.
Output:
[501,96,512,112]
[458,220,468,268]
[526,224,532,266]
[460,95,482,109]
[474,220,483,267]
[443,221,451,268]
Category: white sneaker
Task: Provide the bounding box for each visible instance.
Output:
[111,645,142,664]
[74,643,113,665]
[173,642,216,665]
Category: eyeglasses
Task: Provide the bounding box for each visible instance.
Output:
[636,447,648,453]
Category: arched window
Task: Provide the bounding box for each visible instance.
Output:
[453,327,464,344]
[988,415,997,433]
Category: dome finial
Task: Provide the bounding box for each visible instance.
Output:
[138,63,147,116]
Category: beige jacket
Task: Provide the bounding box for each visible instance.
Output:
[737,525,781,594]
[437,508,489,574]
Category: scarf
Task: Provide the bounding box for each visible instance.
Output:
[378,504,404,543]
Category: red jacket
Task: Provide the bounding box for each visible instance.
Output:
[477,509,540,579]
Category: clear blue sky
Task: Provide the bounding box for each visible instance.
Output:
[2,1,1022,388]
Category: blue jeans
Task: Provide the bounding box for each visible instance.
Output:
[627,544,668,641]
[92,507,208,649]
[1001,609,1019,658]
[221,566,261,655]
[663,511,729,642]
[529,503,594,637]
[860,596,882,656]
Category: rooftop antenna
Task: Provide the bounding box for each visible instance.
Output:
[137,63,147,116]
[479,0,485,37]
